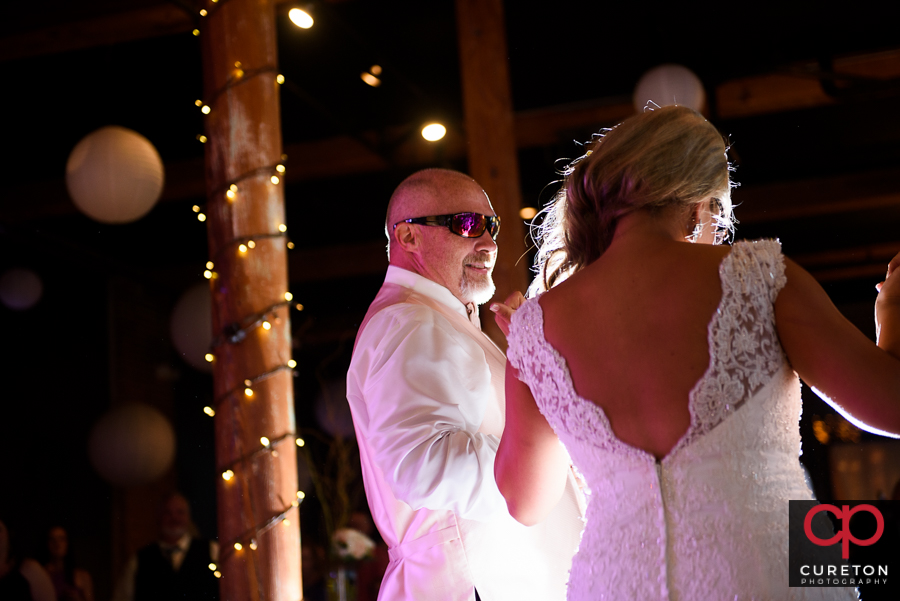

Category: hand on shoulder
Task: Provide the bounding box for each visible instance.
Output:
[490,291,526,337]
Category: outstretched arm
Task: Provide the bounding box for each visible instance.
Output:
[776,253,900,436]
[495,365,570,526]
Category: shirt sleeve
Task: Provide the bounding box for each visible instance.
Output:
[349,303,509,522]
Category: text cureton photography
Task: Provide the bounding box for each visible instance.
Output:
[789,500,899,590]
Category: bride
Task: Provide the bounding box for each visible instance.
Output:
[491,105,900,600]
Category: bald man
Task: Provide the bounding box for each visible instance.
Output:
[346,169,584,601]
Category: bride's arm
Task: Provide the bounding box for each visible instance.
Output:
[775,252,900,436]
[495,365,570,526]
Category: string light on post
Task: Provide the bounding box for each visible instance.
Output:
[421,123,446,142]
[289,8,314,29]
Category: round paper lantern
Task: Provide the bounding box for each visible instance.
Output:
[315,379,355,439]
[633,64,705,113]
[170,283,213,373]
[88,403,176,486]
[0,268,43,310]
[65,126,165,224]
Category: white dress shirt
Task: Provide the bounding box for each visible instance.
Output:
[347,266,584,601]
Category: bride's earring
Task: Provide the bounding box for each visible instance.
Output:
[686,210,701,243]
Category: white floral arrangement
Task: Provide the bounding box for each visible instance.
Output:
[331,527,375,561]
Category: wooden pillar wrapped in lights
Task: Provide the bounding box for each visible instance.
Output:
[456,0,529,349]
[199,0,301,599]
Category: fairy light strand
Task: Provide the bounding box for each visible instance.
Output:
[217,502,300,565]
[210,363,296,409]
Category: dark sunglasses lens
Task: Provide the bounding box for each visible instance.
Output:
[487,217,500,239]
[452,213,486,237]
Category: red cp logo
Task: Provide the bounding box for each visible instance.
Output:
[803,504,884,559]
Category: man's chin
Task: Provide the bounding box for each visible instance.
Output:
[463,281,496,306]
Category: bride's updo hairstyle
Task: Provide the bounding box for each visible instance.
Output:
[529,105,734,296]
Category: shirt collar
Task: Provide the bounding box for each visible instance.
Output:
[385,265,469,320]
[161,533,191,552]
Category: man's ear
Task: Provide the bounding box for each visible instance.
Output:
[393,222,420,253]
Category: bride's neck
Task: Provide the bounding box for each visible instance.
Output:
[609,207,690,248]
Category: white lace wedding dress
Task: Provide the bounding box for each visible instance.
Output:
[508,240,857,600]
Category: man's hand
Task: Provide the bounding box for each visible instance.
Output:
[490,291,526,337]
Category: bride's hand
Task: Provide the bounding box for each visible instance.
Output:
[491,291,527,337]
[875,251,900,345]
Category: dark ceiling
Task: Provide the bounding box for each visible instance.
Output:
[1,0,899,595]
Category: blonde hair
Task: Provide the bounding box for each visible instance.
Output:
[529,105,734,296]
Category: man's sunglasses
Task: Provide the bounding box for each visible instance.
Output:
[395,212,501,241]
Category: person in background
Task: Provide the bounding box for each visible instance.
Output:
[42,526,93,601]
[112,492,219,601]
[0,515,57,601]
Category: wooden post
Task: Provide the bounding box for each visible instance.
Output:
[456,0,529,348]
[201,1,301,600]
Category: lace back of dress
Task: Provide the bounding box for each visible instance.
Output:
[679,239,788,450]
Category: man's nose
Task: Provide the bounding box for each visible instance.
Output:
[474,230,498,252]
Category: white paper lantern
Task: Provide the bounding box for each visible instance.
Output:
[88,403,176,486]
[65,126,165,224]
[315,379,355,438]
[633,64,705,113]
[170,283,213,373]
[0,268,43,310]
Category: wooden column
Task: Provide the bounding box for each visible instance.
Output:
[456,0,529,348]
[201,1,301,600]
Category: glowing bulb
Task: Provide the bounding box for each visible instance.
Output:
[195,99,203,107]
[196,135,207,143]
[193,29,200,36]
[203,406,216,417]
[234,542,242,551]
[287,241,295,249]
[276,164,286,173]
[249,541,258,550]
[247,240,256,249]
[519,207,538,220]
[244,379,252,387]
[233,68,244,79]
[288,359,297,369]
[297,491,306,499]
[360,72,381,87]
[205,353,214,362]
[199,9,207,16]
[270,175,280,185]
[214,571,221,578]
[244,388,253,398]
[289,8,314,29]
[260,436,270,446]
[201,105,211,114]
[278,223,288,232]
[282,519,290,527]
[262,321,271,330]
[421,123,446,142]
[226,189,236,200]
[292,499,299,507]
[197,213,207,222]
[370,65,382,76]
[204,270,213,279]
[192,205,201,212]
[284,292,293,301]
[229,184,237,192]
[276,74,285,85]
[206,261,214,269]
[208,563,216,571]
[295,437,305,447]
[222,470,234,481]
[295,303,304,311]
[239,244,248,253]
